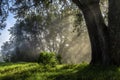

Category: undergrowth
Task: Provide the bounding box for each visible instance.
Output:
[0,62,120,80]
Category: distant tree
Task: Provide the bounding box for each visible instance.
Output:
[7,7,81,62]
[1,41,12,62]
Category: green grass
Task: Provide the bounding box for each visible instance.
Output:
[0,62,120,80]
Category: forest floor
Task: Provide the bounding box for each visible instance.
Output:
[0,62,120,80]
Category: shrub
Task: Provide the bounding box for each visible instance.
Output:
[56,54,62,64]
[37,52,57,66]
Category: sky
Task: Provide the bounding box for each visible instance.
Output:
[0,13,16,51]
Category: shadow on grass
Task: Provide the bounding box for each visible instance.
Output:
[0,62,14,67]
[0,62,27,67]
[48,65,120,80]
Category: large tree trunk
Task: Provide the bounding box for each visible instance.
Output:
[72,0,110,65]
[109,0,120,65]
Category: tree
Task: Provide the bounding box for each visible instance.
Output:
[5,5,81,62]
[1,0,120,65]
[108,0,120,65]
[8,0,112,65]
[72,0,120,65]
[1,41,13,62]
[72,0,111,65]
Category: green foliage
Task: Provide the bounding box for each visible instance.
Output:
[37,52,58,66]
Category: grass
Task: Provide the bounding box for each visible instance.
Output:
[0,62,120,80]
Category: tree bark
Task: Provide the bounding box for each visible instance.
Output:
[109,0,120,65]
[72,0,110,65]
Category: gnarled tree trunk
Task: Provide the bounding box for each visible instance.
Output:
[109,0,120,65]
[72,0,111,65]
